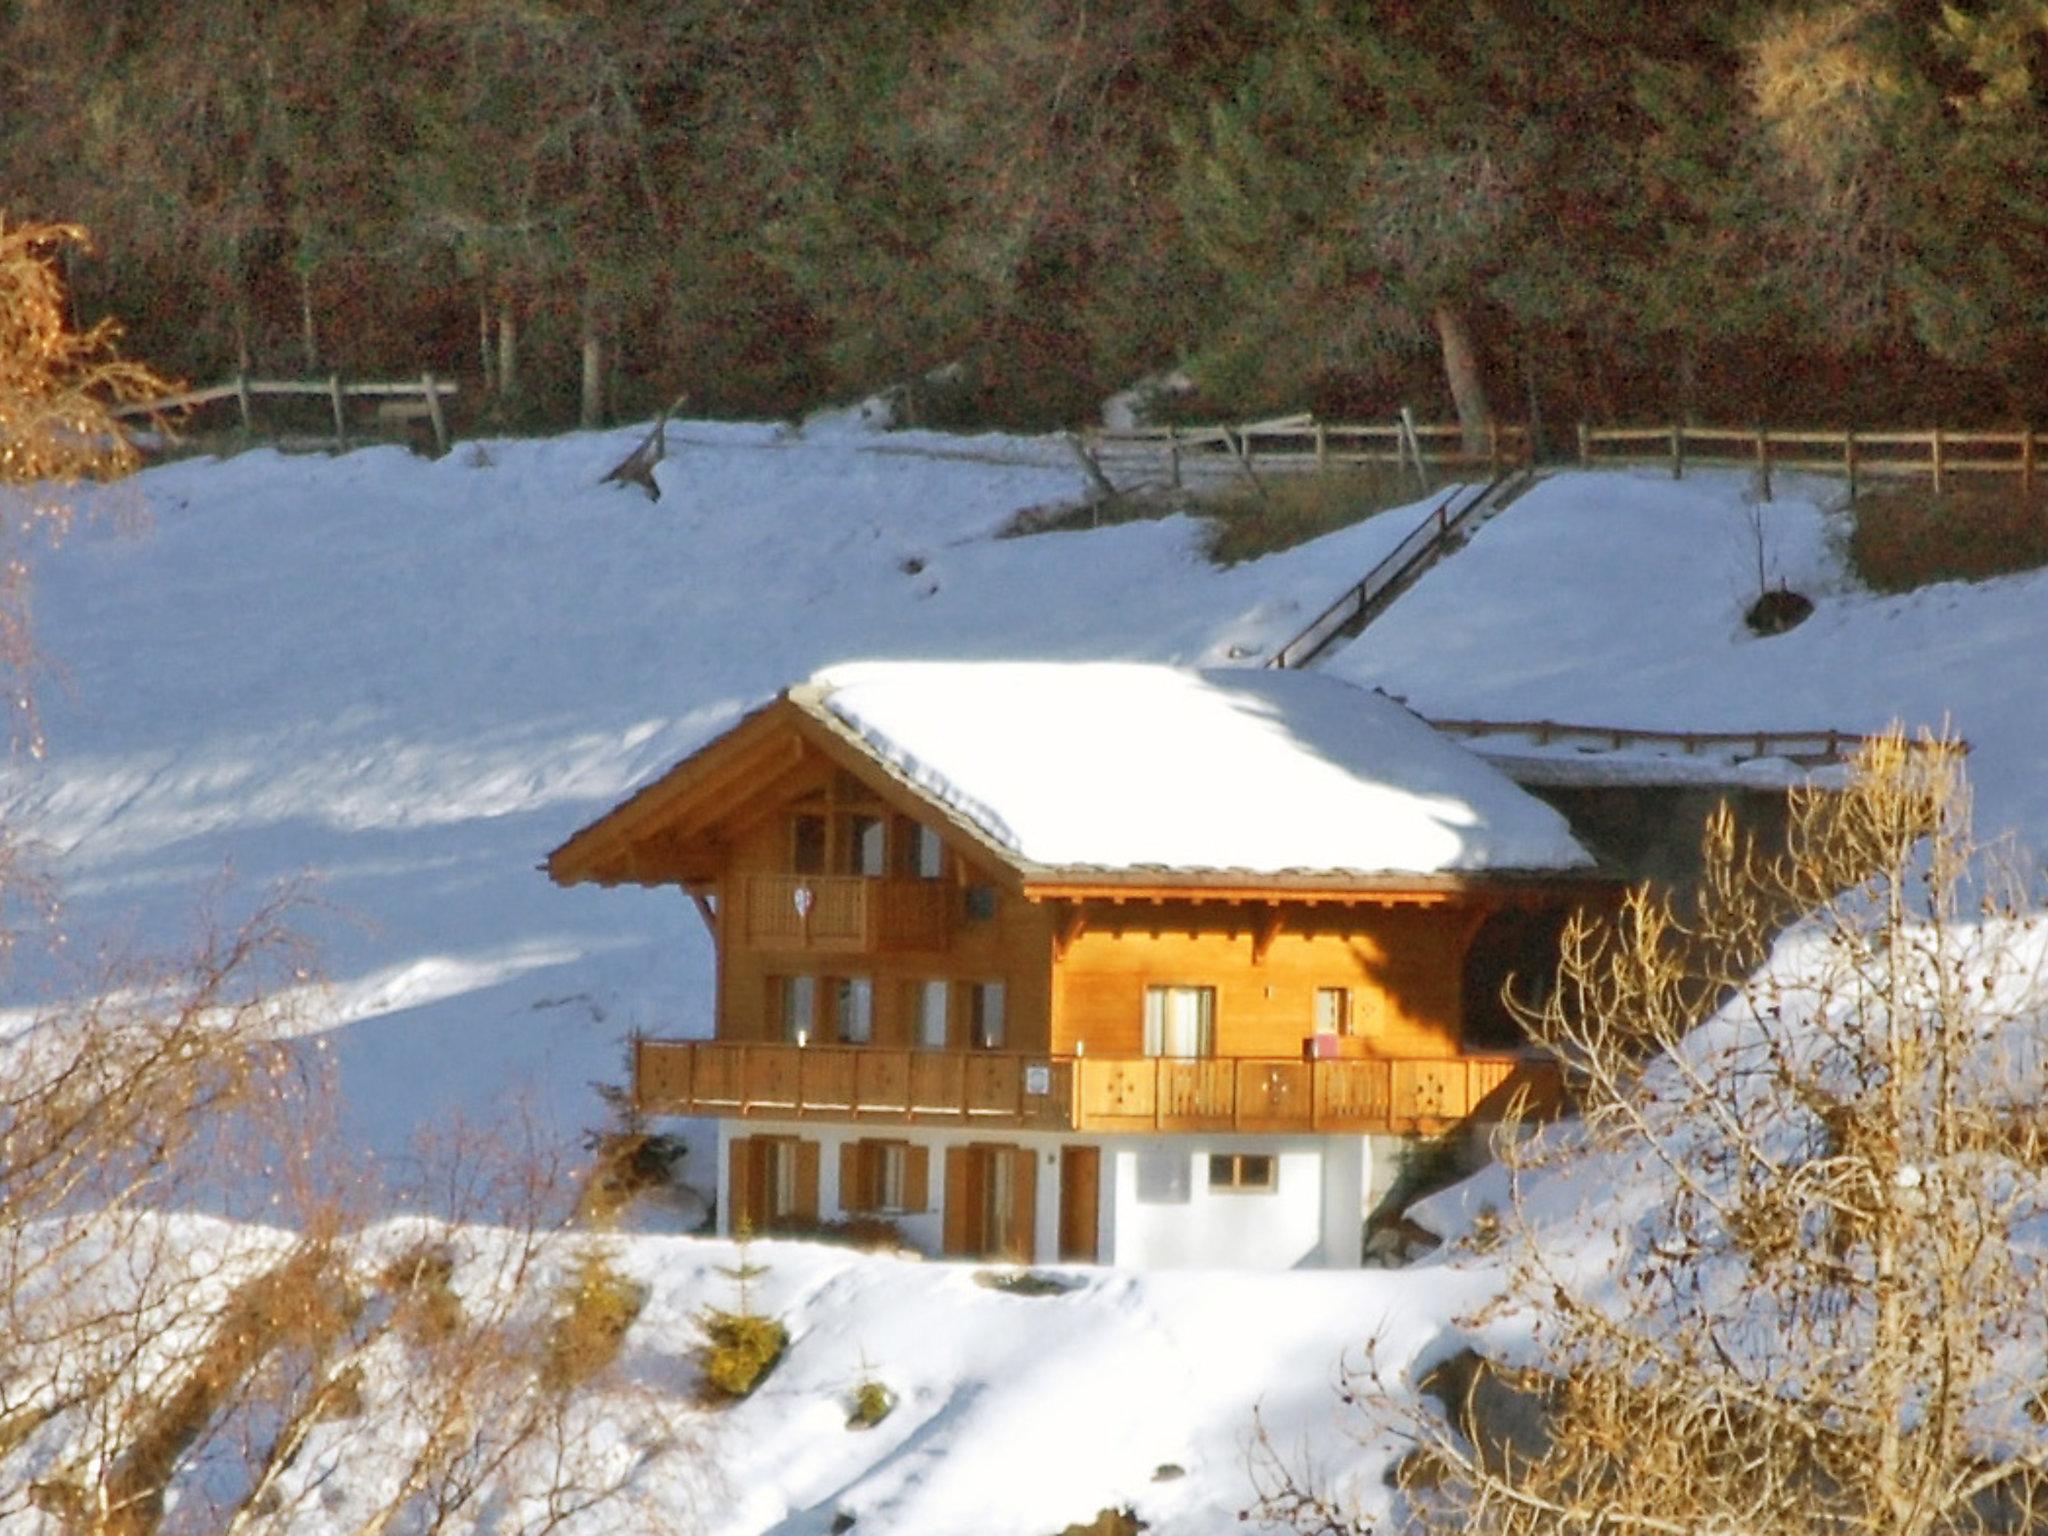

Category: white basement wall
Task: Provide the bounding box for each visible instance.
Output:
[707,1120,1377,1270]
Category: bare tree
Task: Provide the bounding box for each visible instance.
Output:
[1259,732,2048,1536]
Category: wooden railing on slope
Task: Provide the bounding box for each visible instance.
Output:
[1578,422,2044,499]
[1084,414,1533,485]
[112,373,459,455]
[1265,467,1535,670]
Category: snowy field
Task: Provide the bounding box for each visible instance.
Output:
[6,422,2046,1532]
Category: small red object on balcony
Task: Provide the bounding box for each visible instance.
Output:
[1303,1033,1341,1061]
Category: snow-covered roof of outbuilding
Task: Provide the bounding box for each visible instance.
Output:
[795,661,1595,879]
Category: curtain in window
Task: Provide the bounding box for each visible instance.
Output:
[1143,985,1215,1057]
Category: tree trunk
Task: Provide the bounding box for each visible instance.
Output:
[299,272,318,373]
[1434,304,1490,456]
[579,288,603,429]
[497,306,519,402]
[479,297,496,395]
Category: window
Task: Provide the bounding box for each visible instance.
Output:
[832,976,874,1044]
[790,813,828,875]
[775,975,816,1041]
[835,813,887,876]
[894,817,946,880]
[1208,1153,1277,1192]
[1315,987,1352,1036]
[969,981,1005,1050]
[1135,1149,1191,1205]
[842,1139,925,1214]
[916,979,950,1050]
[767,1139,802,1219]
[1143,985,1215,1058]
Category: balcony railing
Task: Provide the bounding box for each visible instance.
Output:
[633,1039,1561,1136]
[741,874,952,953]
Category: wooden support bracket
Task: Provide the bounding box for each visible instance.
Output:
[686,886,719,939]
[1251,903,1284,965]
[1052,900,1088,960]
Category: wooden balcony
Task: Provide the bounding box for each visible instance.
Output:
[633,1039,1561,1136]
[741,874,952,954]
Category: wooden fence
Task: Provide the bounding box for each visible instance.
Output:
[112,373,460,456]
[1579,423,2043,499]
[1424,717,1965,770]
[1084,413,1533,486]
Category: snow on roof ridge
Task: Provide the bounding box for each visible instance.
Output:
[806,660,1594,878]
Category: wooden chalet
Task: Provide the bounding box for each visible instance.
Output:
[547,662,1611,1268]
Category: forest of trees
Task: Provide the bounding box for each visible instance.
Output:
[4,0,2046,435]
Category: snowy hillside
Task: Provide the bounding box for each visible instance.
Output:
[4,421,1423,1178]
[10,426,2048,1534]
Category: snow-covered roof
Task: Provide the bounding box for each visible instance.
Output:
[797,661,1595,879]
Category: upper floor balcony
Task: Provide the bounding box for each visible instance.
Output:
[740,873,953,954]
[632,1038,1562,1138]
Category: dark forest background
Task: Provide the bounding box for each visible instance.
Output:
[5,0,2046,437]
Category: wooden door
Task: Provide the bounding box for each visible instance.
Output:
[941,1143,1037,1261]
[1058,1145,1100,1262]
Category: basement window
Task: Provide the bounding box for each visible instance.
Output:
[1208,1153,1277,1193]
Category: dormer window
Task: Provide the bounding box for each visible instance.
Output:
[894,817,946,880]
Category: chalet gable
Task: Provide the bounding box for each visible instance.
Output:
[547,663,1595,896]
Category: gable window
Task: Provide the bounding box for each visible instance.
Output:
[1143,985,1215,1058]
[831,976,874,1044]
[894,817,946,880]
[1314,987,1352,1036]
[969,981,1006,1050]
[1208,1153,1277,1193]
[916,979,950,1050]
[835,813,887,876]
[774,974,816,1041]
[791,814,827,875]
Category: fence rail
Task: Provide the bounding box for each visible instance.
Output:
[1578,422,2042,498]
[113,372,459,455]
[1425,717,1967,768]
[1084,414,1533,485]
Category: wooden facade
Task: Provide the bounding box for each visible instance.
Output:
[549,689,1604,1154]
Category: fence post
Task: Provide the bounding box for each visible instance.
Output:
[234,373,253,435]
[1576,421,1590,467]
[1167,424,1181,489]
[1931,426,1944,495]
[1755,427,1773,501]
[1314,420,1328,473]
[1845,431,1859,501]
[2026,425,2037,497]
[1487,420,1501,478]
[422,371,449,457]
[329,373,347,450]
[1670,423,1684,480]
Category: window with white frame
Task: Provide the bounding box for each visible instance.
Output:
[1143,985,1216,1058]
[1314,986,1352,1036]
[970,980,1006,1049]
[917,979,949,1049]
[776,974,816,1041]
[832,976,874,1044]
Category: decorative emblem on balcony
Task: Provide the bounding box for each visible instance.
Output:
[792,883,815,919]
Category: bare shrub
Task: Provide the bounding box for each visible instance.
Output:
[1261,731,2048,1536]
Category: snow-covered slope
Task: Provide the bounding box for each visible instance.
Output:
[11,432,2048,1534]
[2,423,1428,1178]
[1327,467,2046,854]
